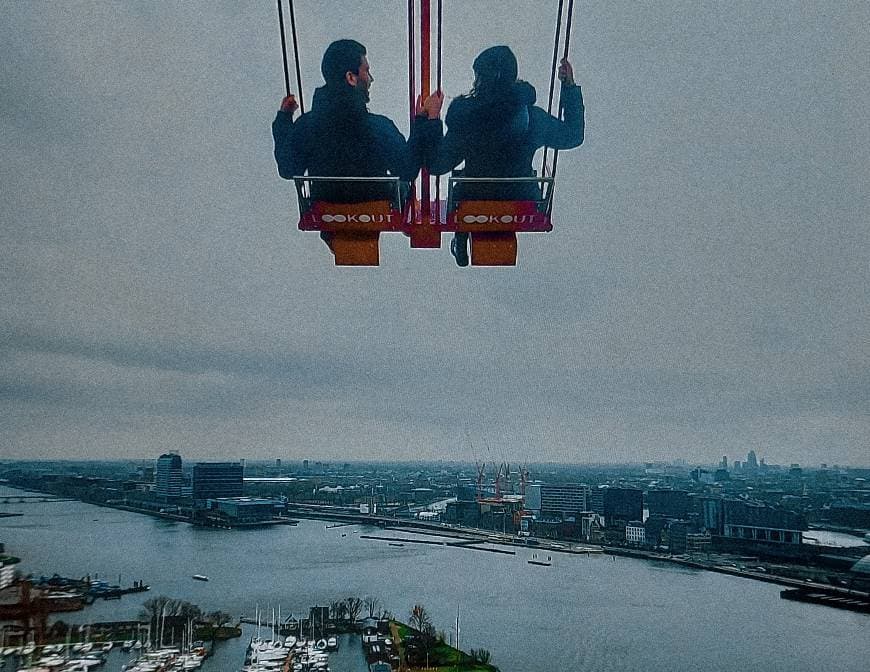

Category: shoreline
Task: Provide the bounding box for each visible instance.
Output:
[3,485,867,604]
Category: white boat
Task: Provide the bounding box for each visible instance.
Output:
[314,638,327,650]
[122,640,135,650]
[192,575,209,582]
[63,658,102,670]
[38,654,67,666]
[326,636,337,650]
[22,642,37,655]
[132,640,142,650]
[101,642,113,652]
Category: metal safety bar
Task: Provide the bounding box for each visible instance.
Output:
[292,176,407,213]
[446,176,556,216]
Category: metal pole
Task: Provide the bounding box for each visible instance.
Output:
[421,0,431,224]
[408,0,416,128]
[435,0,443,223]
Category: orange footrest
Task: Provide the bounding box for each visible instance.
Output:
[330,232,380,266]
[470,232,517,266]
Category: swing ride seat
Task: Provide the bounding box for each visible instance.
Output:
[444,176,555,266]
[276,0,577,268]
[293,176,411,266]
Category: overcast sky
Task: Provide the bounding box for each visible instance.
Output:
[2,1,868,467]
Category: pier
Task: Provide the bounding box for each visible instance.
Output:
[781,588,870,613]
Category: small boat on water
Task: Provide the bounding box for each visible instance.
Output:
[326,636,337,650]
[314,638,328,651]
[192,575,209,581]
[528,553,552,567]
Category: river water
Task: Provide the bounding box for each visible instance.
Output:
[1,486,868,672]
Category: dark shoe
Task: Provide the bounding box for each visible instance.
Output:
[450,233,469,267]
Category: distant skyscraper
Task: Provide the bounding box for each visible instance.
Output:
[155,453,183,499]
[192,462,244,500]
[746,450,758,471]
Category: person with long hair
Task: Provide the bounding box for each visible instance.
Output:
[425,45,584,266]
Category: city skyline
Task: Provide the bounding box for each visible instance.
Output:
[2,2,868,465]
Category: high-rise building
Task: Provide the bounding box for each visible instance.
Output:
[588,486,606,514]
[192,462,244,500]
[155,453,183,499]
[603,488,643,527]
[746,450,759,471]
[527,484,590,519]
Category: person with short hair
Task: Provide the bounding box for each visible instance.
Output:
[423,45,584,266]
[273,39,440,207]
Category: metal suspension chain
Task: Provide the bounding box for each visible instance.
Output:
[550,0,575,181]
[543,0,565,176]
[287,0,305,114]
[276,0,291,96]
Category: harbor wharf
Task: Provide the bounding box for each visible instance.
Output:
[781,588,870,613]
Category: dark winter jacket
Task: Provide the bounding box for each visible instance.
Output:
[425,80,584,200]
[272,84,434,203]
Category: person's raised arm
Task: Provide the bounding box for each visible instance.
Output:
[535,58,585,150]
[419,93,468,176]
[272,94,305,179]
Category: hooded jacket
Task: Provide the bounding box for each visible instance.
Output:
[425,80,584,200]
[272,84,433,202]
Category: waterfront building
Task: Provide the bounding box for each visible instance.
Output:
[192,462,244,500]
[722,500,806,544]
[155,453,183,499]
[668,520,695,553]
[526,483,590,519]
[203,497,277,525]
[444,499,481,526]
[580,513,605,542]
[603,487,643,528]
[0,551,19,590]
[625,521,646,546]
[644,514,669,548]
[695,496,725,534]
[588,486,606,514]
